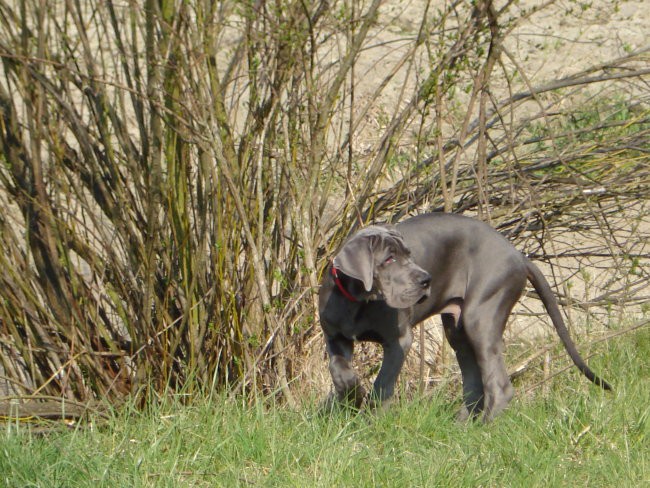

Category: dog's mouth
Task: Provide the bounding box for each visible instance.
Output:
[416,286,431,304]
[399,288,430,307]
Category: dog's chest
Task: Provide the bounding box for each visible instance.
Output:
[321,298,406,343]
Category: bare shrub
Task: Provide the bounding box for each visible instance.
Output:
[0,0,647,405]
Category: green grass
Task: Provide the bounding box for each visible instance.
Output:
[2,326,649,487]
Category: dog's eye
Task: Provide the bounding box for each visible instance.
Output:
[384,256,396,265]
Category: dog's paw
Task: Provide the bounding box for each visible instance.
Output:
[319,386,367,414]
[319,391,338,414]
[456,405,471,423]
[363,393,394,414]
[345,384,367,409]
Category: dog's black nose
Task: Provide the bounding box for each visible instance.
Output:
[420,274,431,289]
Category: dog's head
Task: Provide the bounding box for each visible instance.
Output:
[333,225,431,309]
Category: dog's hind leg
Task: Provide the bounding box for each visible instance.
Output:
[442,310,485,421]
[468,329,512,422]
[463,296,518,422]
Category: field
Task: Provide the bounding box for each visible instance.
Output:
[2,324,648,487]
[0,1,649,486]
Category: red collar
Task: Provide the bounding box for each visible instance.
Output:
[331,265,358,302]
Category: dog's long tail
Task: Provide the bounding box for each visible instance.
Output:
[525,260,612,391]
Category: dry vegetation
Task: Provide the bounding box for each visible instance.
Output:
[0,0,648,412]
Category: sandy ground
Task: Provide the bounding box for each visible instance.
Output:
[361,0,648,106]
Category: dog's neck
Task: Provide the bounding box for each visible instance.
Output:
[330,265,382,303]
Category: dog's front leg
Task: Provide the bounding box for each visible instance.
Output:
[326,335,366,408]
[370,328,413,407]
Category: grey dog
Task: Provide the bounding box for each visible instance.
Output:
[319,213,611,421]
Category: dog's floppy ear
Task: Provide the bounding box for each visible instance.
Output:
[333,230,379,292]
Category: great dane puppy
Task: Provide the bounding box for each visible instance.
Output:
[319,213,611,421]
